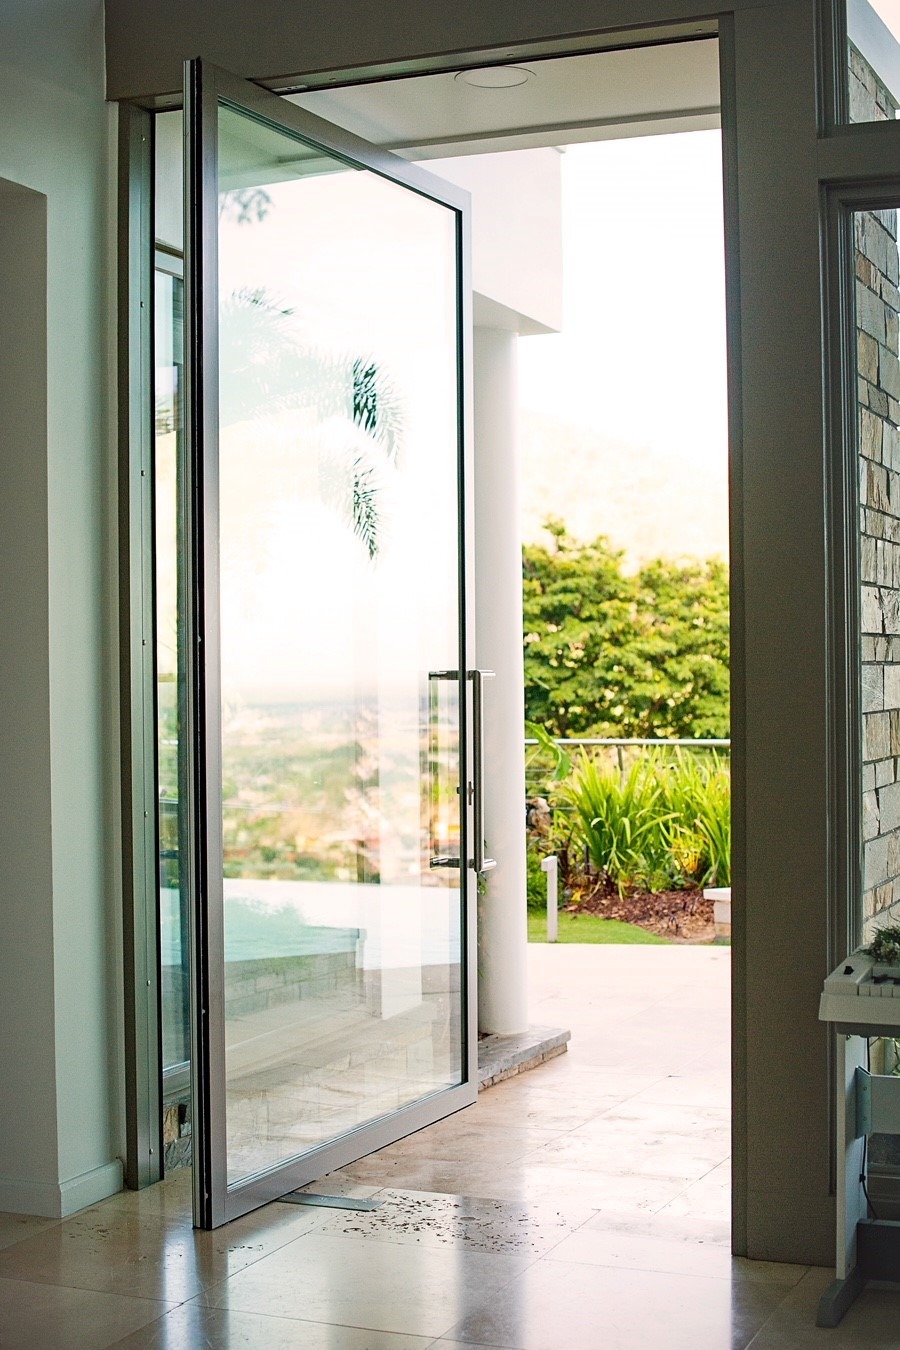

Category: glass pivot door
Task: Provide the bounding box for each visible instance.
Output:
[183,60,477,1228]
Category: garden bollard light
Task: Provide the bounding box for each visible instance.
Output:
[541,855,558,942]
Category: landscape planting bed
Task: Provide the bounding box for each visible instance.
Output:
[566,880,715,943]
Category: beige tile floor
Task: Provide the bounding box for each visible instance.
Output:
[1,945,899,1347]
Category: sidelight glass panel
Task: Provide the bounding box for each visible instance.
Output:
[155,265,193,1165]
[855,205,900,942]
[846,1,900,122]
[214,104,464,1186]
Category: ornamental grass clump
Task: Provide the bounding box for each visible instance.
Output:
[655,748,731,888]
[562,754,676,895]
[563,747,731,894]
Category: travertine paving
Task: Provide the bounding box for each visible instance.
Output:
[0,945,897,1347]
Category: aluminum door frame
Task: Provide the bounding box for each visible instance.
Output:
[184,57,478,1229]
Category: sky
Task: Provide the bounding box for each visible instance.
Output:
[871,0,900,36]
[517,129,730,561]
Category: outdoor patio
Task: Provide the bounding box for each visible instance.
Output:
[328,943,733,1216]
[1,945,900,1347]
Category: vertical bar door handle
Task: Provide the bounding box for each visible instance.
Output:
[469,669,497,874]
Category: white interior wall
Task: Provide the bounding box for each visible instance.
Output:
[0,0,123,1215]
[0,179,59,1207]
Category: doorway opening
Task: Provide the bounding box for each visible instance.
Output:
[281,119,731,1224]
[145,34,731,1231]
[520,131,730,949]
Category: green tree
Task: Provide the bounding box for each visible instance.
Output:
[523,520,636,737]
[630,555,730,738]
[523,521,729,739]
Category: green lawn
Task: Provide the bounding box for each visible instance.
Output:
[527,911,670,945]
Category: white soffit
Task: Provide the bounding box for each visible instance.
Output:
[289,39,721,160]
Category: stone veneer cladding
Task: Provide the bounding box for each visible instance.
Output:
[850,44,900,123]
[855,46,900,936]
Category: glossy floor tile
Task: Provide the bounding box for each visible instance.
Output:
[0,1191,329,1303]
[0,1276,174,1350]
[201,1230,533,1338]
[112,1303,434,1349]
[745,1267,900,1348]
[657,1157,732,1222]
[439,1256,798,1350]
[578,1205,732,1248]
[1,946,899,1348]
[98,1164,193,1227]
[543,1224,805,1285]
[0,1211,59,1254]
[312,1188,594,1256]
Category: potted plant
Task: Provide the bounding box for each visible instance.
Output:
[866,924,900,977]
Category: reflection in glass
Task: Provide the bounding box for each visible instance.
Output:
[215,105,464,1186]
[155,267,192,1166]
[855,206,900,943]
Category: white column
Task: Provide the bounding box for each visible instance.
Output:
[474,326,529,1035]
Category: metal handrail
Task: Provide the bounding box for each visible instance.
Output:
[525,737,730,747]
[525,735,731,790]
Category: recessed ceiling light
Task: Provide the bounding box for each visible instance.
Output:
[455,66,534,89]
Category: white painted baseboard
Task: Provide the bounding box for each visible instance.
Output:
[0,1159,123,1218]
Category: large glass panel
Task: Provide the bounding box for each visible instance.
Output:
[855,204,900,941]
[214,104,464,1186]
[854,204,900,1199]
[155,266,192,1166]
[847,1,900,122]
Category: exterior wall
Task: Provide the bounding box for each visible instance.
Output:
[848,0,900,118]
[414,149,563,335]
[0,0,123,1214]
[855,58,900,937]
[850,42,900,122]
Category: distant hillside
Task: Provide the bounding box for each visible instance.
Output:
[520,410,729,569]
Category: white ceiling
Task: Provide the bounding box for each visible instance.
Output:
[290,39,721,160]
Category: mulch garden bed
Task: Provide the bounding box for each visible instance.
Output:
[565,878,715,943]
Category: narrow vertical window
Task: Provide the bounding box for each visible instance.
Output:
[855,205,900,938]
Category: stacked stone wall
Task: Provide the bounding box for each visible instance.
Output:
[857,52,900,937]
[849,43,899,122]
